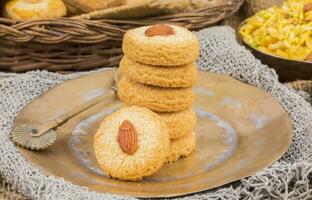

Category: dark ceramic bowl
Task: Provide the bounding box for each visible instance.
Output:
[239,21,312,82]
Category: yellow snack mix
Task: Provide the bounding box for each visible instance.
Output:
[240,0,312,62]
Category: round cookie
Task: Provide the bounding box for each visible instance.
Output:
[4,0,67,20]
[159,107,196,139]
[122,24,200,66]
[119,56,197,88]
[166,132,196,163]
[118,77,195,112]
[94,106,170,181]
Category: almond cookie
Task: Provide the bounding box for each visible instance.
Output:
[94,106,170,181]
[118,77,195,112]
[159,108,196,139]
[166,132,196,163]
[122,24,200,66]
[119,56,197,88]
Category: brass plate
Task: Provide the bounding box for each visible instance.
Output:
[13,70,293,198]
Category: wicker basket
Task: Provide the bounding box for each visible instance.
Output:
[0,0,244,72]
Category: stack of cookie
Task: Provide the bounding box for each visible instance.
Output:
[118,24,199,163]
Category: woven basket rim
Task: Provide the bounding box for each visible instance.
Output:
[0,0,244,44]
[0,0,244,23]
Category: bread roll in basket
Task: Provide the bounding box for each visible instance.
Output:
[3,0,67,20]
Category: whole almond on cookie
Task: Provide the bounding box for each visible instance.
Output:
[118,120,138,155]
[145,24,175,37]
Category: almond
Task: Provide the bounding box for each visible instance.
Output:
[304,2,312,12]
[117,120,138,155]
[145,24,175,37]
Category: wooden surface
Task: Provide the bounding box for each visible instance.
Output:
[13,70,292,198]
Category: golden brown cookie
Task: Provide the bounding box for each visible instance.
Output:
[166,132,196,163]
[118,77,195,112]
[94,106,170,181]
[4,0,67,20]
[122,24,200,66]
[159,108,196,139]
[119,56,197,88]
